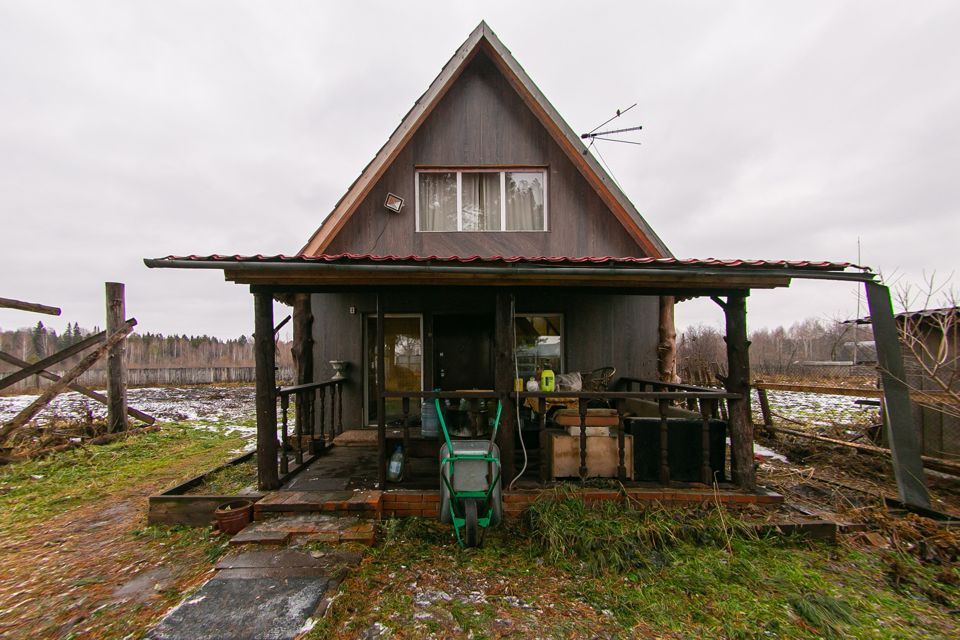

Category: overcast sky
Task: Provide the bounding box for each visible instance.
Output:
[1,1,958,340]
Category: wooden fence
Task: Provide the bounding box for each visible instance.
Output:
[2,366,295,393]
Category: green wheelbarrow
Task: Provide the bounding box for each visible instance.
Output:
[435,397,503,547]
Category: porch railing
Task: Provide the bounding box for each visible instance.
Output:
[274,378,343,478]
[379,387,739,487]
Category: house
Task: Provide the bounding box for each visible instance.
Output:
[146,22,926,510]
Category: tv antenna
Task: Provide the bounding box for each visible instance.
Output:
[580,103,642,188]
[580,103,642,153]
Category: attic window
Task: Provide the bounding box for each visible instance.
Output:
[416,169,547,232]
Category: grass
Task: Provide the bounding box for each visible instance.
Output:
[0,421,248,639]
[309,490,960,639]
[0,423,246,532]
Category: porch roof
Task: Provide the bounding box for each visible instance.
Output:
[143,253,875,293]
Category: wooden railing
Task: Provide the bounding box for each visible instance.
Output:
[275,378,343,477]
[379,388,739,487]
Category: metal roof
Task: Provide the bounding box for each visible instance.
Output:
[150,253,858,271]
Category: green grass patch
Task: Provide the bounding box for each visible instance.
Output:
[0,423,246,531]
[311,492,960,639]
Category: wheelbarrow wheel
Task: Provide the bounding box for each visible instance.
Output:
[463,499,479,547]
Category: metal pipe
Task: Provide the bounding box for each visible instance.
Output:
[143,258,877,283]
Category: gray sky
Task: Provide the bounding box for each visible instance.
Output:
[1,1,958,340]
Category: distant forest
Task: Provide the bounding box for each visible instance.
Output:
[0,322,294,369]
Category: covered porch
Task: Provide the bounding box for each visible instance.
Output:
[144,254,929,510]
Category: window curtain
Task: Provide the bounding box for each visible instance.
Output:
[461,172,501,230]
[419,172,457,231]
[506,172,544,230]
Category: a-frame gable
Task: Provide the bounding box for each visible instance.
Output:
[301,21,672,259]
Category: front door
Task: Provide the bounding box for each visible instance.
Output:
[433,314,494,391]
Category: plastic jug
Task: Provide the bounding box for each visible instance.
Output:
[387,445,404,482]
[541,368,556,392]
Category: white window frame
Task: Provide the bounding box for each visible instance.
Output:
[414,168,549,232]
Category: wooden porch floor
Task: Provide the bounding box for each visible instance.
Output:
[255,437,783,520]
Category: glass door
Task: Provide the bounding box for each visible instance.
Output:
[366,315,423,425]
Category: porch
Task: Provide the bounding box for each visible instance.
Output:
[144,254,929,510]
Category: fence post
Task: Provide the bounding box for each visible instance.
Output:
[105,282,128,433]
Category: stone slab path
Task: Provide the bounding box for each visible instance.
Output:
[148,545,362,640]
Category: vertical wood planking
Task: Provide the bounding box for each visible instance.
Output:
[658,398,670,484]
[538,397,548,484]
[376,293,387,486]
[616,398,626,481]
[254,292,279,490]
[700,402,712,485]
[494,292,516,482]
[578,398,588,480]
[105,282,128,433]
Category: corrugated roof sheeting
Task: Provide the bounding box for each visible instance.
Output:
[154,253,858,271]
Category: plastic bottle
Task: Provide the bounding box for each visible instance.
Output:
[541,367,556,392]
[387,445,404,482]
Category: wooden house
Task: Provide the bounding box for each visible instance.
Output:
[146,23,926,509]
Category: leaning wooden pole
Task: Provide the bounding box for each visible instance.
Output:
[723,292,755,491]
[105,283,128,433]
[0,321,136,443]
[254,291,279,491]
[0,296,61,316]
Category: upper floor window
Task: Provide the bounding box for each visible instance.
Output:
[416,169,547,232]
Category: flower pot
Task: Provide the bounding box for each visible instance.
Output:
[214,499,253,535]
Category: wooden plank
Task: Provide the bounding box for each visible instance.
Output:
[754,382,882,397]
[105,283,128,433]
[0,321,136,442]
[0,325,123,390]
[766,424,960,477]
[254,292,279,491]
[0,296,61,316]
[292,294,314,439]
[866,282,930,509]
[0,350,155,424]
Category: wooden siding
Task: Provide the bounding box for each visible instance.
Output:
[310,289,659,428]
[323,51,647,258]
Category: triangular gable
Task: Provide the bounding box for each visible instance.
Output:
[300,21,672,259]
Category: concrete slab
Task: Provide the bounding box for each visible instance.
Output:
[148,575,329,640]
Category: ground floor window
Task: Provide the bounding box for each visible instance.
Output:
[514,314,563,381]
[366,314,423,425]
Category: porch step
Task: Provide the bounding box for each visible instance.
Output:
[254,490,383,518]
[231,514,377,546]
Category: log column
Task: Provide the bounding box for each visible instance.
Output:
[494,292,516,483]
[658,295,680,384]
[255,292,279,490]
[722,292,755,491]
[105,282,128,433]
[292,294,315,442]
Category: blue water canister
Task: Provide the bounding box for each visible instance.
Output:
[387,445,404,482]
[421,400,439,438]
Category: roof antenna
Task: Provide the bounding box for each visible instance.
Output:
[580,103,642,154]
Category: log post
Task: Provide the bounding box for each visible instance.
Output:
[723,292,755,491]
[376,292,387,487]
[291,294,314,443]
[494,291,516,483]
[254,292,279,491]
[658,295,680,384]
[105,283,128,433]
